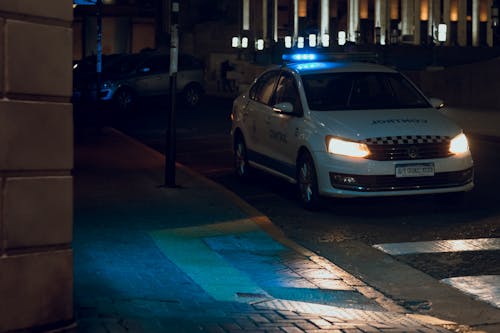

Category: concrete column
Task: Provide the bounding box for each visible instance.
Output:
[0,1,74,332]
[401,0,415,38]
[320,0,330,37]
[348,0,360,41]
[273,0,278,42]
[415,0,421,44]
[294,0,299,42]
[243,0,250,30]
[458,0,467,45]
[443,0,451,44]
[263,0,268,40]
[375,0,388,44]
[487,0,493,46]
[472,0,480,45]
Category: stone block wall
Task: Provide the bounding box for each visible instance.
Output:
[0,1,74,332]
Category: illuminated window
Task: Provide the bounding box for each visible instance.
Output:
[420,0,429,21]
[309,34,317,47]
[450,0,458,21]
[298,36,305,48]
[338,31,346,45]
[360,0,368,19]
[390,0,399,20]
[480,0,488,22]
[299,0,307,17]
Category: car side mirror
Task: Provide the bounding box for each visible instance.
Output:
[429,97,444,109]
[273,102,294,115]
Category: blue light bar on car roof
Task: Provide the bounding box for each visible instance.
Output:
[282,53,318,62]
[282,51,379,64]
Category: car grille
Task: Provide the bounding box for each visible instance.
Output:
[362,135,452,161]
[330,168,473,192]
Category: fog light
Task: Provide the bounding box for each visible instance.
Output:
[334,174,357,184]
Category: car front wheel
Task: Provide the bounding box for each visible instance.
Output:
[297,151,320,210]
[114,88,135,113]
[234,135,250,179]
[182,84,203,109]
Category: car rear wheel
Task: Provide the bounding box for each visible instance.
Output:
[297,151,320,210]
[182,84,203,109]
[114,88,135,113]
[234,135,250,179]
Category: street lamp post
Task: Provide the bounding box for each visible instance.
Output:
[165,0,179,187]
[492,0,499,46]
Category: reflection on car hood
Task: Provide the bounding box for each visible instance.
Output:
[310,108,462,140]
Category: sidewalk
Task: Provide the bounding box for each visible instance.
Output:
[73,128,461,333]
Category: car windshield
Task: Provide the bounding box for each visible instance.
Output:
[301,72,430,111]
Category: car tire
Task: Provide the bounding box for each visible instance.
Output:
[182,83,203,109]
[114,88,135,113]
[234,134,251,179]
[297,151,320,210]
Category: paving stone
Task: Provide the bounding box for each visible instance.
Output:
[308,318,333,328]
[281,327,306,333]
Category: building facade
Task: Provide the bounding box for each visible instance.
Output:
[238,0,499,47]
[0,1,74,332]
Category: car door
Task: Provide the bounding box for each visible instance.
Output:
[243,70,280,162]
[134,55,170,96]
[267,71,304,179]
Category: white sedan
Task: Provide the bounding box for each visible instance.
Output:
[230,54,473,209]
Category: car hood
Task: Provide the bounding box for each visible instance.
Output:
[310,108,463,140]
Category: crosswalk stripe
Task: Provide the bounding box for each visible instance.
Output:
[373,238,500,256]
[373,238,500,309]
[441,275,500,308]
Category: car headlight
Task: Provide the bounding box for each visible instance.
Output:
[326,137,370,158]
[449,133,469,154]
[101,80,113,89]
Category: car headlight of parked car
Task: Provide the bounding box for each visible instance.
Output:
[326,136,370,158]
[101,80,113,89]
[449,133,469,155]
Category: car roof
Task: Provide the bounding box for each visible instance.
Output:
[284,61,399,76]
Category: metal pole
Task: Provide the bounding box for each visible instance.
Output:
[165,0,179,187]
[96,0,103,109]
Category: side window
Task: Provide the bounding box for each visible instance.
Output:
[140,56,169,74]
[249,71,279,105]
[274,72,302,114]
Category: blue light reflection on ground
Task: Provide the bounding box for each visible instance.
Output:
[152,221,382,311]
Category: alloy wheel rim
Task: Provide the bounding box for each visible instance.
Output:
[299,161,313,202]
[118,91,131,110]
[186,88,199,107]
[235,142,246,176]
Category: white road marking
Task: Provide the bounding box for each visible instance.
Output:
[441,275,500,308]
[373,238,500,309]
[373,238,500,256]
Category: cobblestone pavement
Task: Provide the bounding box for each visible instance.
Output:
[73,129,459,333]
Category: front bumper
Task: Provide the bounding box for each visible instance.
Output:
[314,151,474,198]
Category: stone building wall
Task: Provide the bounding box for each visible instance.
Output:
[0,1,74,332]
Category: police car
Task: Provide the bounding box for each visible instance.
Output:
[230,53,474,209]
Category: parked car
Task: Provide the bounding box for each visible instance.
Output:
[72,53,128,103]
[73,51,205,111]
[230,53,474,209]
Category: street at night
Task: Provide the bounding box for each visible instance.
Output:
[89,95,500,328]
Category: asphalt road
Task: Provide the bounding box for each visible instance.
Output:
[80,96,500,319]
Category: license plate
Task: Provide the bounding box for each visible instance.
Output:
[395,163,435,178]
